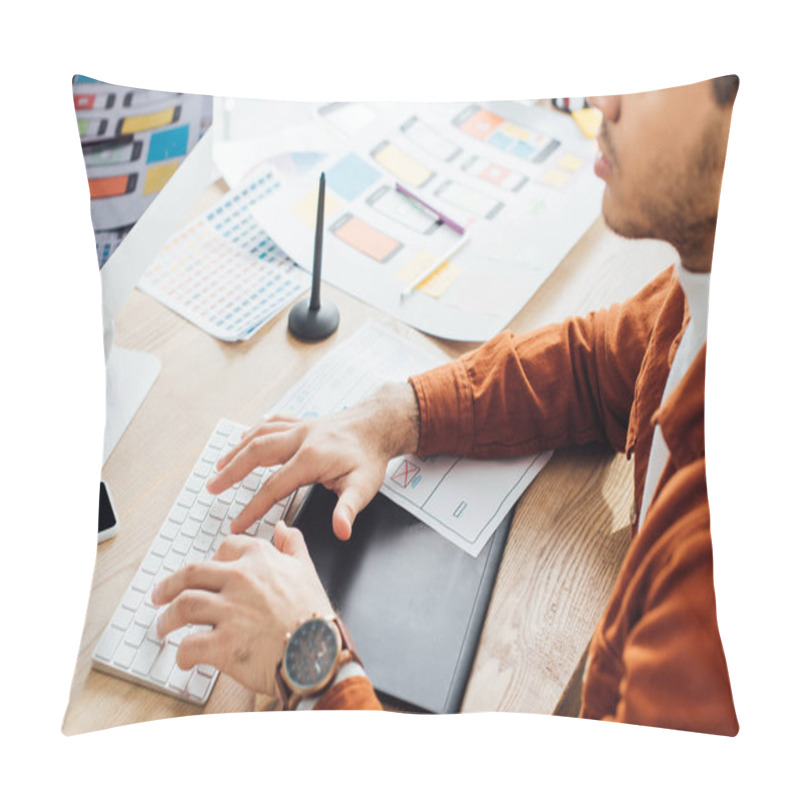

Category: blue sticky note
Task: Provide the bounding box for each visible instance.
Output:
[489,131,514,151]
[511,140,535,159]
[147,125,190,163]
[326,153,381,201]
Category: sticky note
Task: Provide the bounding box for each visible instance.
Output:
[143,162,180,195]
[419,261,462,298]
[326,153,381,201]
[571,107,602,139]
[558,154,584,171]
[120,107,177,135]
[542,169,570,188]
[395,250,462,298]
[292,188,341,228]
[147,125,189,163]
[373,142,433,188]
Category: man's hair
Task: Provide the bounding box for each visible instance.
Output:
[712,75,739,106]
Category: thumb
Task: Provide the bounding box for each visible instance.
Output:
[273,520,311,561]
[332,484,370,542]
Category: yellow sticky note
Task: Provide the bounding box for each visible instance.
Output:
[120,107,176,135]
[373,142,433,188]
[571,107,602,139]
[395,250,435,284]
[501,122,529,141]
[292,189,341,228]
[143,162,180,195]
[395,250,462,298]
[542,169,570,188]
[420,261,462,298]
[558,154,584,171]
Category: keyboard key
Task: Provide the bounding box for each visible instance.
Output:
[242,473,260,491]
[132,570,154,593]
[161,521,181,541]
[177,490,195,508]
[163,551,184,572]
[121,587,146,612]
[197,489,214,507]
[201,516,222,536]
[113,643,138,669]
[125,623,148,647]
[95,626,124,662]
[168,665,192,692]
[169,505,189,524]
[209,499,228,520]
[151,536,171,558]
[150,643,178,684]
[135,605,156,629]
[187,671,212,700]
[132,639,163,676]
[186,475,205,493]
[172,535,193,556]
[141,554,163,575]
[111,607,134,630]
[264,504,284,524]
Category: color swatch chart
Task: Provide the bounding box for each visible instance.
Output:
[73,75,212,267]
[139,166,306,342]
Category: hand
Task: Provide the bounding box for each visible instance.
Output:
[152,521,334,696]
[207,382,420,540]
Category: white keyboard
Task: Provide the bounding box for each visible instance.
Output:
[92,418,293,705]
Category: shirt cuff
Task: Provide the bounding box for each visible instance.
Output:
[409,358,474,457]
[295,661,367,711]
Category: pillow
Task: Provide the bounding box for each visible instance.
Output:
[63,76,738,738]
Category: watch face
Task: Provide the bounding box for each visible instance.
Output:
[284,618,340,691]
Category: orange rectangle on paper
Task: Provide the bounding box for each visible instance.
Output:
[459,108,504,141]
[88,173,134,199]
[332,214,401,262]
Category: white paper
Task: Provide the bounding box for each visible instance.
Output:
[213,119,344,188]
[251,101,604,342]
[269,323,552,556]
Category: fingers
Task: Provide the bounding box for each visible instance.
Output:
[174,628,223,672]
[228,455,313,534]
[155,589,224,639]
[208,429,300,494]
[273,520,310,561]
[152,560,230,606]
[216,419,297,472]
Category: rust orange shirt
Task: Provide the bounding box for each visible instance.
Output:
[315,267,738,734]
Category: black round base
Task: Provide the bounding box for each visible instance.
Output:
[288,298,340,342]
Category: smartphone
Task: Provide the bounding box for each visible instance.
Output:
[98,481,119,543]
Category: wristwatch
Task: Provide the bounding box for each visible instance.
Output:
[275,614,362,710]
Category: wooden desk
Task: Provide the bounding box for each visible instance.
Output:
[62,177,673,733]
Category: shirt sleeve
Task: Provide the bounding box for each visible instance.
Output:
[610,526,738,734]
[409,268,675,458]
[312,675,383,711]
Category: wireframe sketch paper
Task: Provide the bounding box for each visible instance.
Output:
[251,101,604,342]
[268,323,551,556]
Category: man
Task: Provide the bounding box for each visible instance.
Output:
[152,77,739,732]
